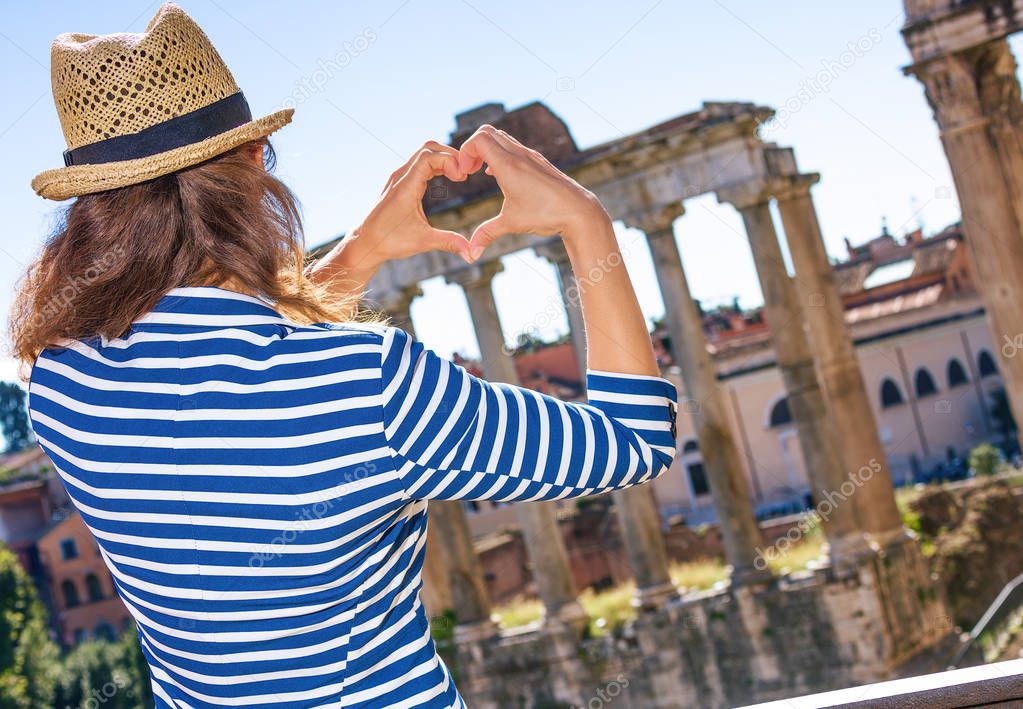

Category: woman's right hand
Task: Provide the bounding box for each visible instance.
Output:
[457,125,610,260]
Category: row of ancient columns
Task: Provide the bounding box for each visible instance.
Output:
[384,172,908,639]
[906,38,1023,453]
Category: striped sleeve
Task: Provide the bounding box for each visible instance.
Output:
[379,327,678,502]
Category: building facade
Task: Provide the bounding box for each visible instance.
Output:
[456,220,1005,535]
[36,510,132,646]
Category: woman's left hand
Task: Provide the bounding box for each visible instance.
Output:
[309,142,472,290]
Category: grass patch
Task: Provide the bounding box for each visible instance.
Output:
[491,528,824,634]
[581,584,637,636]
[669,557,728,592]
[491,596,544,630]
[764,526,825,575]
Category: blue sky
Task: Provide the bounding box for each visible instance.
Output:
[1,0,999,380]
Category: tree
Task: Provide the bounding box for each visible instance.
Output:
[0,384,32,454]
[55,631,153,709]
[0,544,59,708]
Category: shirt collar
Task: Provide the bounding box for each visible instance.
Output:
[134,286,294,328]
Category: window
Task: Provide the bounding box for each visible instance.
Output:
[93,621,115,642]
[85,573,103,602]
[687,462,710,496]
[61,580,80,608]
[60,538,78,561]
[768,397,793,428]
[979,349,998,378]
[914,368,938,398]
[947,359,969,388]
[880,378,904,408]
[682,439,699,454]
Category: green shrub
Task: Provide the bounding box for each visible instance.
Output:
[969,443,1003,477]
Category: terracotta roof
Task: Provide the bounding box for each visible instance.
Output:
[833,227,963,296]
[843,282,945,325]
[0,445,48,472]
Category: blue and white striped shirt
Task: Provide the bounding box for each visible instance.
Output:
[28,286,678,708]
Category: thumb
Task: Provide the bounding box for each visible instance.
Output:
[421,228,471,260]
[469,212,516,261]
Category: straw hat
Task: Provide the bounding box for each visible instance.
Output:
[32,2,293,200]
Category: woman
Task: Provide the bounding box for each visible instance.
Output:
[15,4,677,708]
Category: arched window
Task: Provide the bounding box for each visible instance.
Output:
[768,397,793,428]
[880,378,904,408]
[679,439,708,496]
[979,349,998,378]
[93,621,115,642]
[61,580,80,608]
[947,359,969,388]
[914,368,938,397]
[85,574,103,602]
[687,462,710,496]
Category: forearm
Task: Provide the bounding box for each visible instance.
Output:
[305,230,383,298]
[562,213,660,378]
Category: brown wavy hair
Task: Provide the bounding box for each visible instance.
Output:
[11,139,356,366]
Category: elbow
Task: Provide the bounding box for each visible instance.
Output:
[649,445,676,482]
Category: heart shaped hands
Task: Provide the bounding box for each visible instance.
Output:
[346,141,473,266]
[458,125,607,261]
[347,126,608,269]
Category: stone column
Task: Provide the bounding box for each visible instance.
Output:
[774,176,905,544]
[377,284,422,334]
[717,186,868,562]
[534,239,587,380]
[629,205,769,584]
[429,500,497,641]
[447,260,587,630]
[613,483,679,607]
[535,240,679,607]
[905,43,1023,450]
[379,285,457,618]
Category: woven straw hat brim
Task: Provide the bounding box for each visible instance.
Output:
[32,107,293,201]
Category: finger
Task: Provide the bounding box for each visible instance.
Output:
[458,126,509,175]
[494,129,554,172]
[421,228,471,260]
[468,212,517,259]
[385,142,462,193]
[425,142,468,182]
[396,149,462,195]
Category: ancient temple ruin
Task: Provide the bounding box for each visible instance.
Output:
[303,6,1023,699]
[304,98,940,707]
